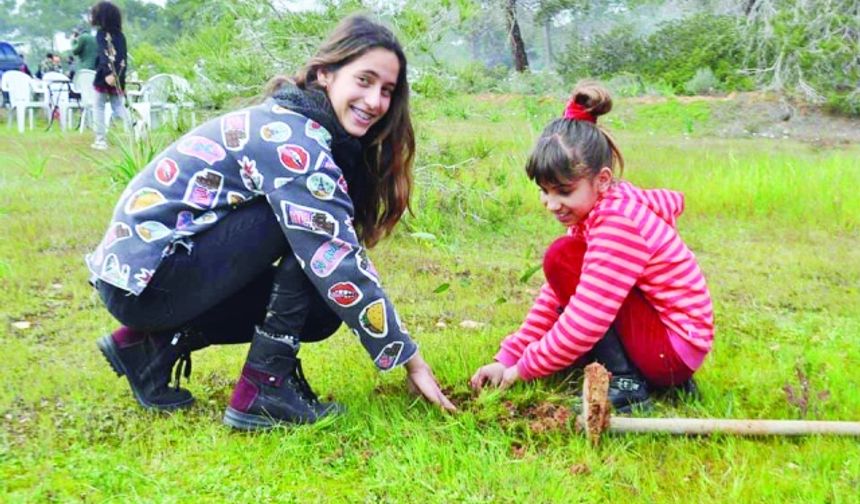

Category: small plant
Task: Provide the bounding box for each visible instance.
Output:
[684,67,720,96]
[10,147,51,180]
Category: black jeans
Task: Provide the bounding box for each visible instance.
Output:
[97,199,341,344]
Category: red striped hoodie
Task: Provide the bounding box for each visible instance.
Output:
[495,181,714,380]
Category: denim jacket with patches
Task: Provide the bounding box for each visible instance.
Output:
[85,99,416,371]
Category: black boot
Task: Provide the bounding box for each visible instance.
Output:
[97,326,208,411]
[223,328,342,430]
[588,327,652,413]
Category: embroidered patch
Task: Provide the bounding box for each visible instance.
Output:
[359,299,388,338]
[281,201,338,236]
[221,111,250,151]
[183,168,224,210]
[356,248,381,287]
[134,268,154,289]
[125,188,167,215]
[313,151,338,173]
[336,175,348,194]
[278,144,310,174]
[327,281,363,307]
[192,211,218,225]
[154,157,179,186]
[310,238,352,278]
[177,135,226,165]
[305,119,332,148]
[271,104,302,116]
[306,172,337,200]
[238,156,264,193]
[273,177,293,189]
[103,222,132,249]
[135,221,172,242]
[260,121,292,143]
[227,192,246,205]
[175,210,194,232]
[101,253,130,289]
[374,341,404,370]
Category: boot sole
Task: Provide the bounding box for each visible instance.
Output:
[223,407,280,431]
[97,334,195,412]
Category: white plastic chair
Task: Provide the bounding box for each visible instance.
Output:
[41,72,72,130]
[170,75,197,127]
[130,73,175,131]
[65,69,96,132]
[1,70,44,132]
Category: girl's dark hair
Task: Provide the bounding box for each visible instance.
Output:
[91,1,123,33]
[526,81,624,187]
[265,15,414,248]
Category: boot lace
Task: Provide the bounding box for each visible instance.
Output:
[170,331,192,391]
[292,359,320,405]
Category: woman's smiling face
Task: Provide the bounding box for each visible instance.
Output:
[317,48,400,138]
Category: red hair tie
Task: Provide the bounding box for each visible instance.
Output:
[564,99,596,123]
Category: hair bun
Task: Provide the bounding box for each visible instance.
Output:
[571,80,612,119]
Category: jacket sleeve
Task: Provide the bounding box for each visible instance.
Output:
[252,112,417,371]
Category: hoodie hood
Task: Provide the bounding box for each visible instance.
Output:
[605,181,685,228]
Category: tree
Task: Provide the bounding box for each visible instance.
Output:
[504,0,529,71]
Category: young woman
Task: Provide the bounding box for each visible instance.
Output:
[88,15,455,430]
[90,1,131,150]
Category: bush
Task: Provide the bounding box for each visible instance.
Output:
[683,67,720,96]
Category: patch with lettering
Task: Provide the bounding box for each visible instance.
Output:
[134,268,154,289]
[310,239,352,278]
[193,211,218,226]
[356,248,381,287]
[183,168,223,210]
[125,188,167,215]
[154,157,180,186]
[227,191,246,205]
[373,341,403,370]
[238,156,264,193]
[273,177,293,189]
[313,151,338,173]
[359,299,388,338]
[278,144,310,174]
[306,172,337,200]
[135,221,172,242]
[221,111,250,151]
[327,281,363,307]
[103,222,132,249]
[336,175,348,194]
[101,253,130,289]
[305,119,332,148]
[281,201,338,236]
[177,135,226,165]
[260,121,292,143]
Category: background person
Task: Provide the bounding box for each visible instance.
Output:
[90,1,130,150]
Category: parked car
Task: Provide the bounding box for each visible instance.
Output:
[1,41,32,106]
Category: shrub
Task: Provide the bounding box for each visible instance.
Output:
[683,67,720,96]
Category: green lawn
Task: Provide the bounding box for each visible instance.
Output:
[1,95,859,502]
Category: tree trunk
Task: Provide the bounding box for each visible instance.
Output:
[504,0,529,72]
[543,19,554,67]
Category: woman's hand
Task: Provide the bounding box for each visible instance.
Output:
[105,73,116,87]
[469,362,507,391]
[405,351,457,412]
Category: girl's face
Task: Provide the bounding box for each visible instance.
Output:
[317,48,399,138]
[539,167,613,226]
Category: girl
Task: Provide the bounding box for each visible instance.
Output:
[90,1,131,150]
[470,82,714,412]
[87,15,456,430]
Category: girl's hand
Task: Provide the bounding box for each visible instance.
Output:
[499,365,521,390]
[105,73,116,87]
[404,351,457,412]
[469,362,507,390]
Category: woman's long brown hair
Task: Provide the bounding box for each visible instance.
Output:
[267,15,414,248]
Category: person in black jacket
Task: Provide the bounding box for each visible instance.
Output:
[90,1,130,150]
[88,15,456,429]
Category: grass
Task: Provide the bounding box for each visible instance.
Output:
[1,95,859,502]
